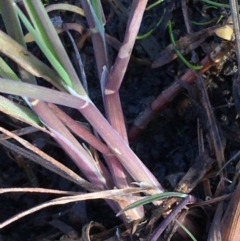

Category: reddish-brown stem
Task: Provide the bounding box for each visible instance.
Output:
[80,1,150,221]
[80,0,109,78]
[104,0,148,142]
[48,103,111,155]
[48,104,136,192]
[129,41,234,140]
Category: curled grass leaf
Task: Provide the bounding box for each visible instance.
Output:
[45,3,85,16]
[168,21,202,70]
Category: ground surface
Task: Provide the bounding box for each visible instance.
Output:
[0,0,239,240]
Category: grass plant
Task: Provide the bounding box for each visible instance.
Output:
[0,0,163,226]
[0,0,236,240]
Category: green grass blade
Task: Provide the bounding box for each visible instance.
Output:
[19,1,87,95]
[0,96,44,130]
[0,0,38,86]
[14,4,73,88]
[117,192,187,216]
[137,8,166,39]
[175,220,198,241]
[23,0,60,61]
[82,0,109,76]
[21,1,87,93]
[90,0,104,25]
[168,21,202,70]
[0,30,66,91]
[146,0,164,10]
[0,57,19,80]
[87,0,105,38]
[0,57,44,128]
[199,0,230,8]
[0,0,23,44]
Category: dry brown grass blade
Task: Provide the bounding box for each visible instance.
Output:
[190,194,231,208]
[221,182,240,241]
[82,221,106,241]
[197,73,226,192]
[0,187,148,229]
[175,152,215,193]
[153,152,215,229]
[146,152,215,236]
[0,188,80,195]
[208,202,223,241]
[0,127,98,192]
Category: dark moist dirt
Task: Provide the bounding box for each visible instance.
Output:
[0,0,239,240]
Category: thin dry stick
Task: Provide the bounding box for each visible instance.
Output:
[181,0,199,65]
[229,0,240,68]
[0,126,39,140]
[63,23,88,94]
[197,73,225,193]
[181,0,192,34]
[198,119,213,198]
[230,0,240,114]
[129,41,234,140]
[190,193,231,207]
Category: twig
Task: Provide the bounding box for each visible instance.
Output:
[129,41,234,140]
[181,0,192,34]
[0,126,39,140]
[230,0,240,114]
[196,72,225,192]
